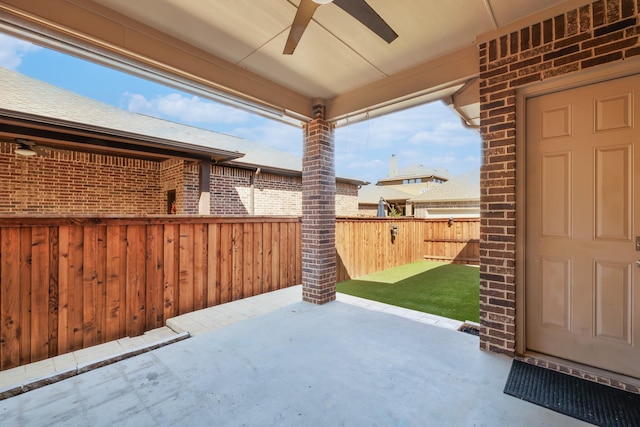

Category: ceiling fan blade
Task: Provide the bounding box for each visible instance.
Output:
[283,0,321,54]
[333,0,398,44]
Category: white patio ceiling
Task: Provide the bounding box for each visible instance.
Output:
[0,0,576,126]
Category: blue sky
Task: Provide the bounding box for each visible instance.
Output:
[0,33,480,184]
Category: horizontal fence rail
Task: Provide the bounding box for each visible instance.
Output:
[336,217,480,282]
[0,216,301,371]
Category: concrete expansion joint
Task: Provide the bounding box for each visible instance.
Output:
[0,331,190,401]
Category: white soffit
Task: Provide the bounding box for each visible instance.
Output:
[0,0,578,124]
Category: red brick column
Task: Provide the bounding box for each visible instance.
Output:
[302,103,336,304]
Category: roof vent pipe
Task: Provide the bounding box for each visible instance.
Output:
[389,154,398,177]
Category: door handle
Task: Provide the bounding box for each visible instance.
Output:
[636,261,640,268]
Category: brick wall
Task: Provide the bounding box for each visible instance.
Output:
[478,0,640,356]
[0,142,163,214]
[160,158,185,214]
[0,143,359,216]
[253,173,302,215]
[182,163,200,214]
[336,182,359,216]
[210,165,358,216]
[210,165,252,215]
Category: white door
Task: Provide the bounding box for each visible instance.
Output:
[526,73,640,378]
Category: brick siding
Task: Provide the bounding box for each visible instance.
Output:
[0,142,163,214]
[210,165,357,216]
[478,0,640,357]
[182,163,200,214]
[1,143,359,216]
[160,158,186,214]
[336,182,358,216]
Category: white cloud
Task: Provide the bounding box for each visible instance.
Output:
[407,121,477,147]
[123,92,252,124]
[231,120,303,156]
[338,158,387,183]
[0,34,40,69]
[122,90,480,180]
[333,101,481,179]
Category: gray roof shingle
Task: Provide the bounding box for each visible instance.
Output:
[357,184,414,204]
[376,164,451,183]
[408,168,480,202]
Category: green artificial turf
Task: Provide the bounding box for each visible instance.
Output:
[337,260,480,322]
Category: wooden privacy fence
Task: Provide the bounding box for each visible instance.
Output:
[336,217,480,282]
[0,216,301,371]
[1,215,478,371]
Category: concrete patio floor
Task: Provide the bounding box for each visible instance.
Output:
[0,287,588,426]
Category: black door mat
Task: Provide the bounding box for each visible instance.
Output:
[503,360,640,427]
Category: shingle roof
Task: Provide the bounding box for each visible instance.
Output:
[408,168,479,202]
[357,184,414,204]
[0,67,363,183]
[376,164,451,183]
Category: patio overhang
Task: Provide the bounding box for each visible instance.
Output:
[0,0,570,126]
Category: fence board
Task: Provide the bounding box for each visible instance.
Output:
[252,223,263,296]
[178,223,194,315]
[207,224,220,306]
[1,228,21,369]
[19,227,32,364]
[163,224,178,321]
[232,223,243,301]
[69,226,85,352]
[193,223,207,311]
[288,222,297,286]
[219,223,232,304]
[83,226,99,348]
[126,225,146,337]
[146,225,164,330]
[96,226,107,347]
[263,223,273,293]
[57,226,70,355]
[271,223,280,291]
[48,226,59,358]
[243,223,253,299]
[106,225,125,342]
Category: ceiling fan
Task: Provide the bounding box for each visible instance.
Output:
[14,138,61,157]
[284,0,398,54]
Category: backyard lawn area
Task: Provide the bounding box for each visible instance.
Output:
[337,260,479,322]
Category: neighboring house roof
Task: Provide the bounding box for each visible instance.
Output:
[376,164,451,184]
[358,184,413,204]
[0,67,243,163]
[0,67,365,184]
[408,168,480,203]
